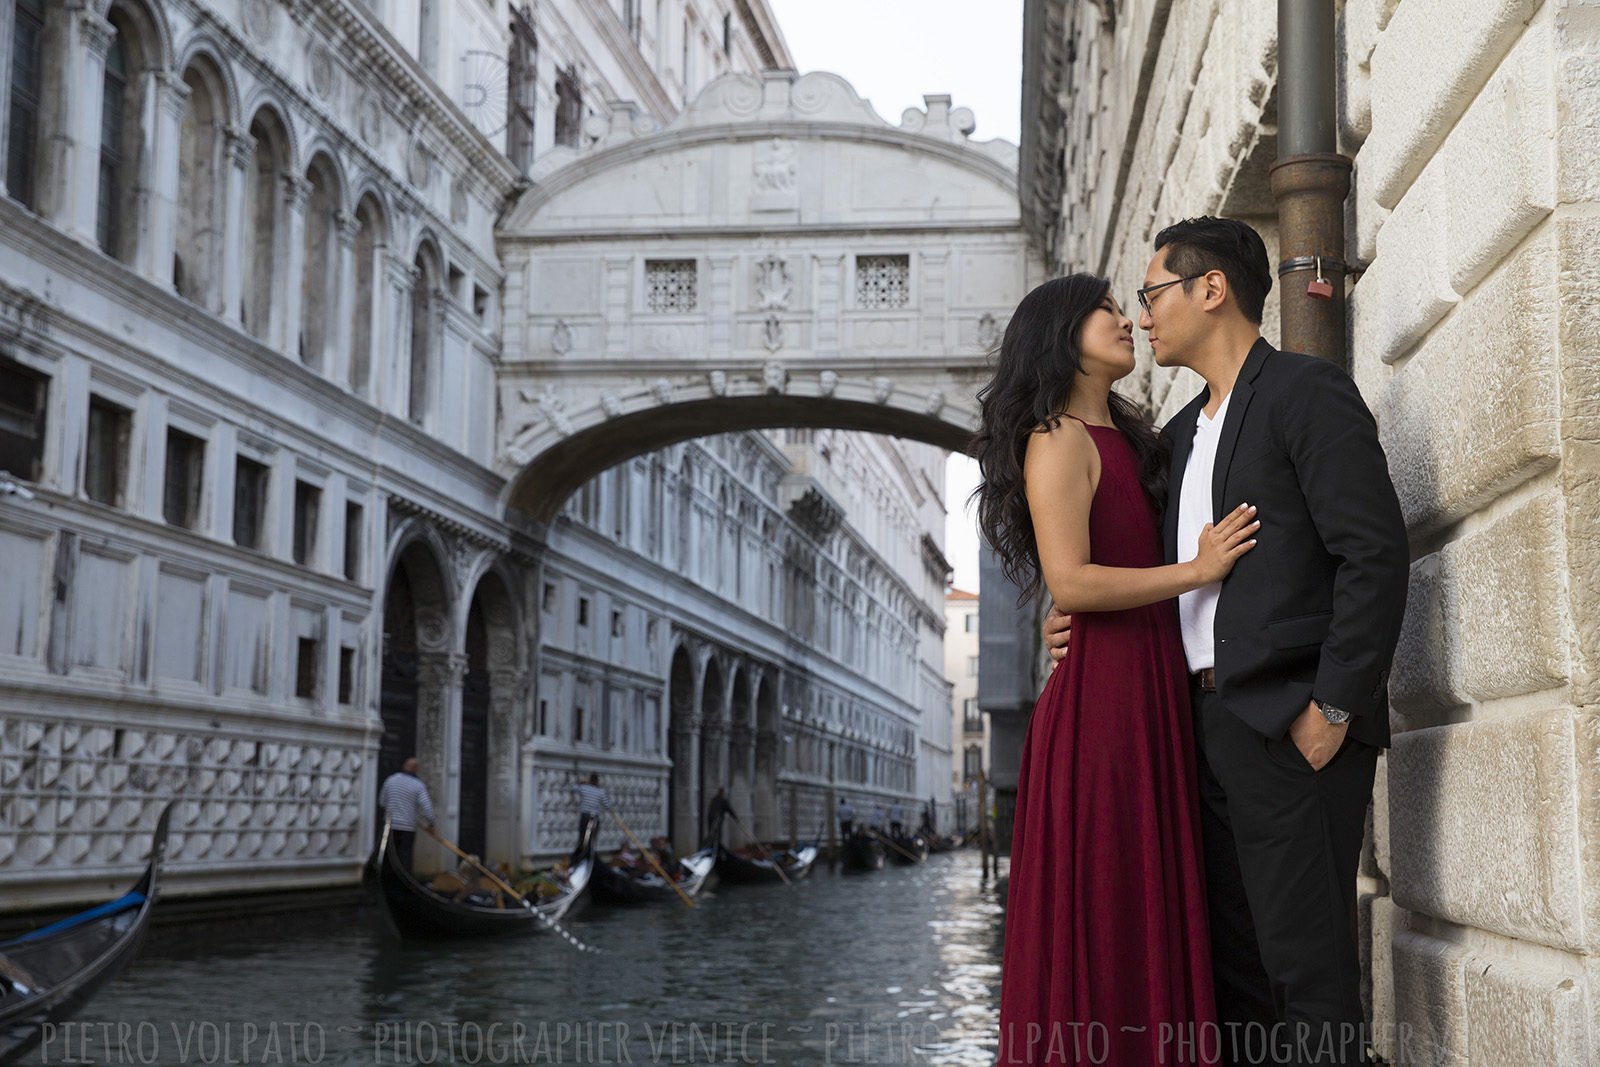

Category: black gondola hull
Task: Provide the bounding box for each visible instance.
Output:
[0,805,170,1066]
[839,834,885,872]
[588,850,714,905]
[714,844,817,884]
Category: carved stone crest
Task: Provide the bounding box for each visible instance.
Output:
[518,385,572,437]
[242,0,275,43]
[763,315,784,353]
[308,44,338,101]
[550,319,572,355]
[407,138,436,190]
[651,378,674,405]
[924,389,946,416]
[601,393,624,418]
[872,376,894,404]
[708,370,728,396]
[763,361,788,395]
[754,254,792,310]
[753,139,797,192]
[977,312,1002,349]
[357,95,384,147]
[818,370,839,397]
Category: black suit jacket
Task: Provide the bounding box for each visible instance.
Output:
[1161,339,1408,748]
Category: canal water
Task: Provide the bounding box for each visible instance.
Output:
[19,851,1008,1066]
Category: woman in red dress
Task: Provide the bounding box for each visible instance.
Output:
[973,275,1257,1065]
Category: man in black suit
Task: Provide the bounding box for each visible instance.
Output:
[1046,217,1408,1065]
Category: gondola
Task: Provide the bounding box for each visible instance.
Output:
[367,822,593,940]
[885,831,930,865]
[1,803,171,1066]
[925,830,967,854]
[714,840,818,884]
[589,848,715,905]
[838,831,884,873]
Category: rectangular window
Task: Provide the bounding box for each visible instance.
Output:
[538,698,549,736]
[722,13,731,54]
[542,582,557,613]
[611,609,624,638]
[966,654,979,677]
[232,456,268,550]
[856,254,910,308]
[507,5,538,174]
[337,646,355,704]
[162,428,205,529]
[343,501,363,581]
[0,357,47,481]
[293,480,321,566]
[965,612,979,633]
[97,34,126,255]
[7,0,46,210]
[295,636,318,699]
[574,704,585,744]
[644,259,697,312]
[577,596,590,627]
[473,284,489,323]
[84,396,130,507]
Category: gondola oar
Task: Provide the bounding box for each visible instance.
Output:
[865,826,923,864]
[727,812,793,887]
[420,825,599,952]
[608,813,696,908]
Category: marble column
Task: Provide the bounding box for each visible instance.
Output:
[383,253,418,417]
[52,4,114,245]
[277,173,310,359]
[143,70,188,286]
[487,666,528,866]
[220,125,255,324]
[329,209,359,389]
[414,648,467,875]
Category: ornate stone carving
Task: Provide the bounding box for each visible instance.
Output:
[872,376,894,404]
[763,360,787,394]
[450,540,477,593]
[357,95,384,147]
[754,255,792,310]
[407,138,436,191]
[788,487,844,541]
[416,610,450,652]
[977,311,1002,350]
[708,370,728,396]
[242,0,276,43]
[517,385,573,437]
[752,139,797,192]
[308,44,338,102]
[600,393,623,419]
[450,178,469,225]
[550,319,573,355]
[923,389,946,416]
[651,378,674,405]
[818,370,839,397]
[762,315,784,353]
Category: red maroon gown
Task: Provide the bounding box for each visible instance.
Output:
[995,420,1217,1066]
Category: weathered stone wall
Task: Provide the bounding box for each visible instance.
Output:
[1026,0,1600,1060]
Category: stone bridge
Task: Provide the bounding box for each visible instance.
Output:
[494,69,1034,520]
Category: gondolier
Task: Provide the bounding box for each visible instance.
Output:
[887,801,905,837]
[837,797,855,838]
[378,757,435,871]
[704,788,735,847]
[571,773,610,861]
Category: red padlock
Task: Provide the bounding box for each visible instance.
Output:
[1307,256,1334,301]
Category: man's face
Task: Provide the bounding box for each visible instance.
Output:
[1139,247,1204,369]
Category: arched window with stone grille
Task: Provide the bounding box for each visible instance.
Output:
[409,243,440,425]
[242,107,289,341]
[175,59,227,309]
[350,193,385,394]
[6,0,46,210]
[299,154,340,370]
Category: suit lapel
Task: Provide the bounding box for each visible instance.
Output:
[1211,338,1275,520]
[1162,393,1206,565]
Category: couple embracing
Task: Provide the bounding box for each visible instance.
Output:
[975,218,1409,1067]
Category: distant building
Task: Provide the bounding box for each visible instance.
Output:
[944,588,988,791]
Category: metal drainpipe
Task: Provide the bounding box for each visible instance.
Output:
[1270,0,1351,368]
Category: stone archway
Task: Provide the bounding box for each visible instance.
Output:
[752,672,779,839]
[378,533,453,872]
[697,656,726,848]
[667,644,698,853]
[461,567,523,867]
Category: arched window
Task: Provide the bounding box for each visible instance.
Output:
[96,29,128,256]
[409,244,439,425]
[243,108,288,341]
[350,194,384,394]
[299,155,339,369]
[175,61,225,308]
[6,0,45,209]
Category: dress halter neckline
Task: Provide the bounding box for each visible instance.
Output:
[1060,412,1117,430]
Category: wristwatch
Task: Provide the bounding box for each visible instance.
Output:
[1315,698,1352,725]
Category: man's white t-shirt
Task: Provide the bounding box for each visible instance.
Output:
[1176,392,1232,672]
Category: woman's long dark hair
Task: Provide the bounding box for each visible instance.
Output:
[970,274,1169,605]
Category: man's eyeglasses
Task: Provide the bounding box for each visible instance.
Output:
[1135,274,1207,313]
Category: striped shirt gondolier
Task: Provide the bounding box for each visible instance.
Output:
[378,771,435,831]
[572,782,610,815]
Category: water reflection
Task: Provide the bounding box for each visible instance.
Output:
[19,851,1006,1066]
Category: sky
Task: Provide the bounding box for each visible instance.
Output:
[765,0,1024,591]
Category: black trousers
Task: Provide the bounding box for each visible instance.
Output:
[1192,685,1377,1067]
[839,819,853,838]
[573,813,597,861]
[391,829,415,872]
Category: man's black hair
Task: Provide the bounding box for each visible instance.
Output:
[1153,216,1272,325]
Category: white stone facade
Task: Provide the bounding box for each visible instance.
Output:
[0,0,1012,907]
[945,588,989,793]
[1022,0,1600,1061]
